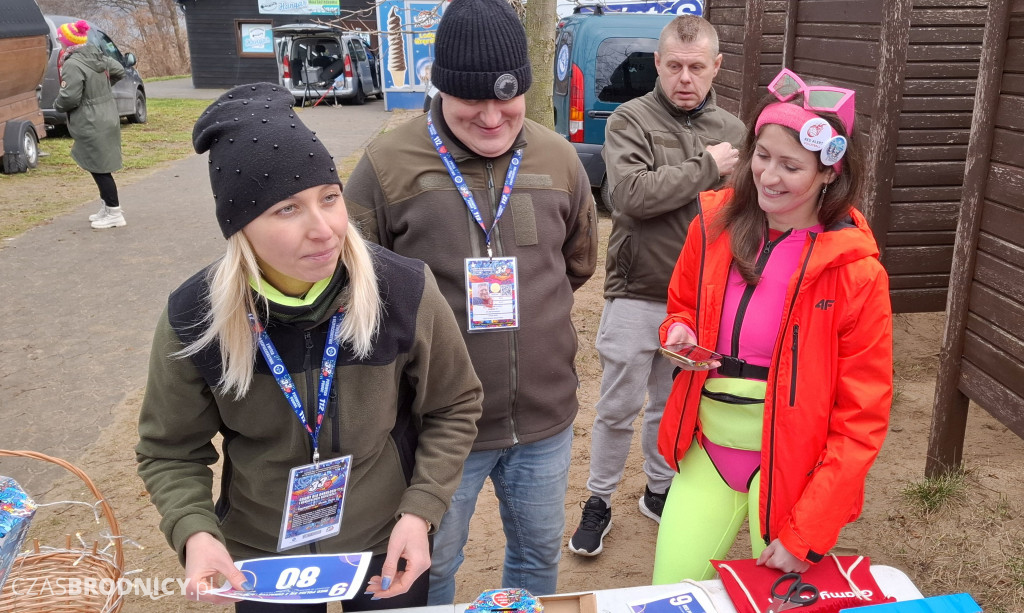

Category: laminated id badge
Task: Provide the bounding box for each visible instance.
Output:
[465,257,519,332]
[278,455,351,551]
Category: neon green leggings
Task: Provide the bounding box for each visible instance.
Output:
[651,441,766,583]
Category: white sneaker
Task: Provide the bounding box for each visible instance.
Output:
[91,206,126,229]
[88,204,107,222]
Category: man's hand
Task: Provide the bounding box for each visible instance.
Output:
[183,532,248,604]
[706,142,739,177]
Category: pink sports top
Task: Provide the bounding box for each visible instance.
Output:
[711,225,822,374]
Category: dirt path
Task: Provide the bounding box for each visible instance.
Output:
[0,101,393,496]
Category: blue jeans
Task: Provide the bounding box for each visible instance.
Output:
[427,425,573,604]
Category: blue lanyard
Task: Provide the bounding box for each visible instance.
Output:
[427,110,523,258]
[248,309,345,465]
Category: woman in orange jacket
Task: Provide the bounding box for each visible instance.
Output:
[652,69,893,582]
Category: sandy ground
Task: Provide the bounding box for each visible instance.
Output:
[2,217,1023,612]
[0,93,1019,609]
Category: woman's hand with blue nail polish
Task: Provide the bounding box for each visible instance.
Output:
[364,513,431,599]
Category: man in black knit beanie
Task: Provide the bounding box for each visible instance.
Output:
[345,0,599,603]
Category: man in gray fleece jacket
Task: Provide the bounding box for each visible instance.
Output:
[569,14,746,558]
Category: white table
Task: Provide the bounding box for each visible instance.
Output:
[400,565,924,613]
[564,566,923,613]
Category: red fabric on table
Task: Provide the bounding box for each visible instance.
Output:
[711,556,897,613]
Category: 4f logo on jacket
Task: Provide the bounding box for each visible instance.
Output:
[815,299,836,311]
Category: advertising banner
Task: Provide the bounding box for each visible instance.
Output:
[259,0,341,16]
[562,0,703,16]
[377,0,446,109]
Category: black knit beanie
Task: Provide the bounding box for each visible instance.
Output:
[192,83,340,238]
[432,0,532,100]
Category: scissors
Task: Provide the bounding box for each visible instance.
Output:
[767,572,819,613]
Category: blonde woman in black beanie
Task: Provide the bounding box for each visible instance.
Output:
[135,83,483,612]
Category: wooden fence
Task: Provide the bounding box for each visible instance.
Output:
[928,0,1024,475]
[706,0,988,313]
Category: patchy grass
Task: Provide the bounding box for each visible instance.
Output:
[0,100,405,244]
[901,469,968,514]
[879,469,1024,611]
[0,98,211,242]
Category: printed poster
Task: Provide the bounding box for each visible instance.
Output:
[378,0,446,108]
[240,23,274,54]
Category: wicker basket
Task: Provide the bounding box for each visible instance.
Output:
[0,450,124,613]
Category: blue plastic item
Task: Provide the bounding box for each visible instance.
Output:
[841,593,981,613]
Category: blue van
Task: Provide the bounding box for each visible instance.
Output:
[552,10,674,207]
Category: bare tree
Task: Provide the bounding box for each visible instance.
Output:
[36,0,104,16]
[38,0,190,77]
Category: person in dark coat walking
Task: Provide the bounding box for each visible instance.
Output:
[53,20,127,229]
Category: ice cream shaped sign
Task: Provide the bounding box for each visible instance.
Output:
[387,6,407,87]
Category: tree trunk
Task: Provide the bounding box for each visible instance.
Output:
[163,0,190,69]
[523,0,555,128]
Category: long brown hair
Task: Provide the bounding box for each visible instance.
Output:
[717,92,864,284]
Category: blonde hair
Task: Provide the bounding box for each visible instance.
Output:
[177,223,381,399]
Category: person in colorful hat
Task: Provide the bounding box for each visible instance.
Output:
[53,19,127,229]
[653,68,893,582]
[136,83,483,611]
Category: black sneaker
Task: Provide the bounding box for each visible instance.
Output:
[568,496,612,556]
[638,485,668,524]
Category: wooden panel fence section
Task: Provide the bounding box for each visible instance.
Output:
[887,0,988,313]
[706,0,989,314]
[706,0,787,118]
[928,0,1024,476]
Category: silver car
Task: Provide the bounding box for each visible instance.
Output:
[273,24,382,106]
[39,15,147,130]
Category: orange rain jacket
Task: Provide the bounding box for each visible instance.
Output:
[658,188,893,563]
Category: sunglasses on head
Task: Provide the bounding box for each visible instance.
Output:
[768,68,855,134]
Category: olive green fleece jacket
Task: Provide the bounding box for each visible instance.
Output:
[136,246,483,564]
[603,82,745,302]
[344,94,599,452]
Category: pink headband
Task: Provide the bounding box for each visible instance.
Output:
[755,103,846,173]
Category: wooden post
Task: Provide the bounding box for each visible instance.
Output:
[782,0,798,68]
[739,0,765,122]
[926,0,1013,478]
[860,0,911,252]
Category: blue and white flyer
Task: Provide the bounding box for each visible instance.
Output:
[628,588,717,613]
[212,553,371,604]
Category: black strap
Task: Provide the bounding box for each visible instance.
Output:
[716,355,769,381]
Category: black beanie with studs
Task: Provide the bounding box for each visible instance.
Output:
[192,82,340,238]
[431,0,532,101]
